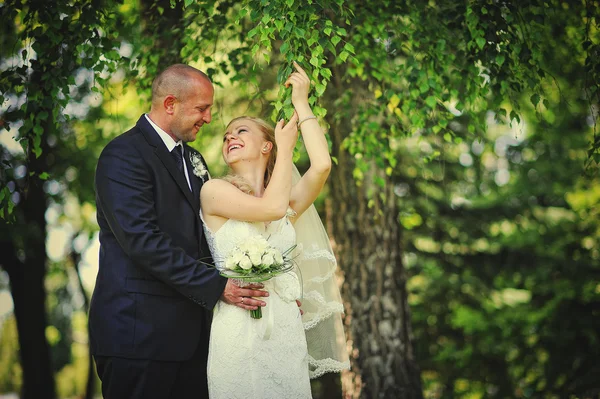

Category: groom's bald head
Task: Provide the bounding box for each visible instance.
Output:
[151,64,211,106]
[148,64,214,143]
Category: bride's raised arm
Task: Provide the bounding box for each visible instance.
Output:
[287,61,332,219]
[201,112,299,222]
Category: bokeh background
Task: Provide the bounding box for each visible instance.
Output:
[1,1,599,398]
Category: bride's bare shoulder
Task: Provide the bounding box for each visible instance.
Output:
[201,178,235,192]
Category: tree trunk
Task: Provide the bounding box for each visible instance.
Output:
[71,247,95,399]
[0,147,55,399]
[325,76,423,399]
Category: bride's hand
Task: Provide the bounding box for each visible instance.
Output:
[285,61,311,111]
[274,111,299,154]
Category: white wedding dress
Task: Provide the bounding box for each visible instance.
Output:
[202,210,312,399]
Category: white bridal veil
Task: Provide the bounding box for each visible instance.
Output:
[292,166,351,378]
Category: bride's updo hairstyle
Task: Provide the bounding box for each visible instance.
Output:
[223,116,278,195]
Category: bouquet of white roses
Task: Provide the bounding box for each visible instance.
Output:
[221,235,296,319]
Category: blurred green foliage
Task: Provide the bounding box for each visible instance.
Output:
[1,0,599,398]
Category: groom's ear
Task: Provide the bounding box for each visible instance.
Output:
[164,95,177,115]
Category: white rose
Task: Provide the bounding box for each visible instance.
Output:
[225,257,237,270]
[272,249,284,265]
[261,254,274,267]
[248,250,263,266]
[226,251,245,269]
[237,242,249,253]
[239,255,253,270]
[253,236,270,252]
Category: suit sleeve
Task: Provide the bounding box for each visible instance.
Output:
[95,142,227,309]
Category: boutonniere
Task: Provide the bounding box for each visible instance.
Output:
[189,152,210,181]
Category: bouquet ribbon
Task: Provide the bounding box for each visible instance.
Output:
[262,297,275,340]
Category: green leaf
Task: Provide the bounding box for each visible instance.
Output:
[530,93,540,106]
[495,54,505,66]
[425,96,437,108]
[315,82,326,96]
[39,172,50,180]
[331,35,341,46]
[237,8,248,20]
[543,99,550,109]
[476,37,486,50]
[248,27,259,38]
[320,68,332,80]
[294,27,306,37]
[509,110,520,124]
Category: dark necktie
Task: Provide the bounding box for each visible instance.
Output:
[171,144,184,174]
[171,145,191,191]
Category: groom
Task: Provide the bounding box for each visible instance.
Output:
[89,64,268,399]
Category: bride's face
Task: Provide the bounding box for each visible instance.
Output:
[222,119,271,166]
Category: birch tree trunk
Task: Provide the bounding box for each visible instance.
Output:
[324,74,423,399]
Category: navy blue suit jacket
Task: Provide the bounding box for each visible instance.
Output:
[89,115,226,362]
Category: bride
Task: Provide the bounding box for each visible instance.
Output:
[200,62,349,398]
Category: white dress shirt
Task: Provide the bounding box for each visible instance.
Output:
[145,114,192,191]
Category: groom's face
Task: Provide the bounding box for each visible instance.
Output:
[171,77,214,142]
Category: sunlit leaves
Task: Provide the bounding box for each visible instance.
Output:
[0,0,125,219]
[387,94,400,113]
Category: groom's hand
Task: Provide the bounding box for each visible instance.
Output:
[221,279,269,310]
[296,300,304,316]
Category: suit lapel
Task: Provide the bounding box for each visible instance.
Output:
[185,147,202,215]
[185,147,207,254]
[137,116,199,214]
[154,146,197,208]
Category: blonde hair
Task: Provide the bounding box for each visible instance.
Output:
[222,116,277,195]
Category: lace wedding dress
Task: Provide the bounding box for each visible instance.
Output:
[202,210,312,399]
